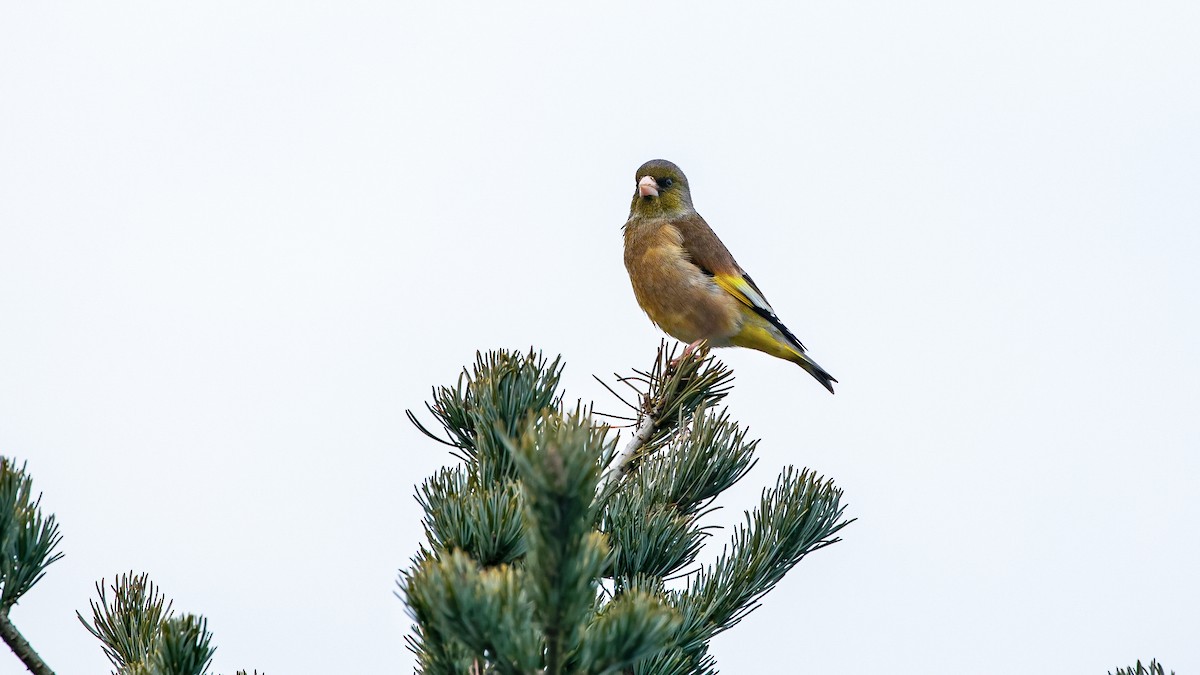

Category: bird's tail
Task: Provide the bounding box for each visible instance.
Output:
[729,316,838,394]
[791,351,838,395]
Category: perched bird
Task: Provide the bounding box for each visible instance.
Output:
[622,159,837,394]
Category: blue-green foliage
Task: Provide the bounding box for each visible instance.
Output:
[76,572,253,675]
[1110,660,1173,675]
[0,458,63,610]
[401,345,852,675]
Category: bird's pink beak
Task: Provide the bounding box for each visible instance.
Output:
[638,175,659,198]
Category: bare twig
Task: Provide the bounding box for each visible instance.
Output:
[609,411,659,483]
[0,606,54,675]
[592,374,638,412]
[599,341,734,492]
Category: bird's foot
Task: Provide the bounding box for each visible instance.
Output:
[669,340,707,367]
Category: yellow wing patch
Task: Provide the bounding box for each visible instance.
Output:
[712,273,774,314]
[713,272,809,354]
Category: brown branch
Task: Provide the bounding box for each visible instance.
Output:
[0,606,54,675]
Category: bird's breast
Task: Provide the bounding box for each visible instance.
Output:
[623,219,742,344]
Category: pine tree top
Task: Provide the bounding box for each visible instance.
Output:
[401,344,852,675]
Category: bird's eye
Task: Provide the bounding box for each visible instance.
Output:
[661,178,674,188]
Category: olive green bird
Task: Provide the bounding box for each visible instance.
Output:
[622,159,837,394]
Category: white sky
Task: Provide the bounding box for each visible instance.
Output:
[2,2,1198,673]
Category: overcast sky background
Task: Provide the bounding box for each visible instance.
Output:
[2,2,1198,674]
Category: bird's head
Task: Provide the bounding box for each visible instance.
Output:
[629,159,693,217]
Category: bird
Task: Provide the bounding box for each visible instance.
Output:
[622,159,837,394]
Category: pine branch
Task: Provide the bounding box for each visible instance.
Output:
[402,348,850,675]
[633,468,853,675]
[576,591,680,675]
[78,572,251,675]
[406,349,565,483]
[611,414,657,484]
[510,412,612,675]
[0,458,65,609]
[402,550,540,675]
[0,605,53,675]
[139,614,215,675]
[626,406,758,518]
[604,492,705,583]
[604,405,759,588]
[416,467,526,567]
[682,467,851,634]
[605,342,734,484]
[401,577,478,675]
[1110,660,1173,675]
[78,573,173,672]
[1,457,63,675]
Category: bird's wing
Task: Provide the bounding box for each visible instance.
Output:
[675,213,775,311]
[675,213,807,352]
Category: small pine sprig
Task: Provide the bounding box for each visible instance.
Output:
[416,467,526,567]
[627,468,851,675]
[1110,660,1173,675]
[0,457,64,675]
[403,550,540,675]
[601,341,734,483]
[576,590,681,675]
[78,572,257,675]
[408,349,565,484]
[136,614,215,675]
[0,458,64,609]
[682,467,851,634]
[78,573,175,672]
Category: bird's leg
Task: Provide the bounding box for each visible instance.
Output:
[670,339,707,367]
